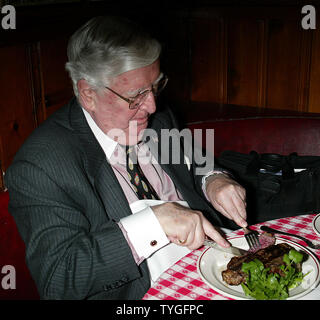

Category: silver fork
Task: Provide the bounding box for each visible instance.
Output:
[243,227,260,250]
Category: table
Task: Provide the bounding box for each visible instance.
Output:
[143,214,320,300]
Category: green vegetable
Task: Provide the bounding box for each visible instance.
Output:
[240,249,307,300]
[289,249,303,263]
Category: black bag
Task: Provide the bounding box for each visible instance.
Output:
[217,150,320,224]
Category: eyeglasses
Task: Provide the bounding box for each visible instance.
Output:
[104,73,168,110]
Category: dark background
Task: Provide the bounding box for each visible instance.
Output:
[0,0,320,190]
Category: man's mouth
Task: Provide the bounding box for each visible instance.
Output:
[135,117,149,126]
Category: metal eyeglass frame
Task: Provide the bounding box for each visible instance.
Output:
[104,73,168,110]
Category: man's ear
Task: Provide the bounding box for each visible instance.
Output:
[77,79,96,112]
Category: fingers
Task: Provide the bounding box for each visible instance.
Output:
[169,214,230,250]
[224,190,247,227]
[212,190,247,227]
[207,176,248,228]
[232,190,247,219]
[153,203,216,250]
[175,212,205,250]
[185,216,206,249]
[167,224,201,249]
[217,198,247,228]
[237,187,246,202]
[202,217,230,248]
[174,213,230,249]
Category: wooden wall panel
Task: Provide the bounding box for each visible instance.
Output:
[227,18,263,106]
[309,27,320,113]
[265,18,306,110]
[191,16,226,103]
[189,6,318,113]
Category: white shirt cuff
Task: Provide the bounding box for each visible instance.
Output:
[119,205,169,260]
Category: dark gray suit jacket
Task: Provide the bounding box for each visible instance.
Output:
[5,98,228,300]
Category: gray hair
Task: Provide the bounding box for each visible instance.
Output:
[65,16,162,97]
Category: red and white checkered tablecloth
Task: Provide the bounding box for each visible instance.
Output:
[143,214,320,300]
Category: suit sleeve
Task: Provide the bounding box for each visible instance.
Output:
[5,160,143,299]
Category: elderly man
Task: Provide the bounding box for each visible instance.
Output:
[5,16,247,299]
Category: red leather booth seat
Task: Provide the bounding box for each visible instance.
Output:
[1,114,320,299]
[188,117,320,157]
[0,191,39,299]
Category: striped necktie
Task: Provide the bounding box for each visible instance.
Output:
[126,145,159,200]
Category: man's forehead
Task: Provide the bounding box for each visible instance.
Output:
[112,63,160,94]
[126,72,162,96]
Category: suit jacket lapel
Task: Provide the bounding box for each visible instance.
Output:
[95,161,132,221]
[69,98,132,221]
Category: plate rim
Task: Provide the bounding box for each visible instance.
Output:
[312,213,320,236]
[197,235,320,300]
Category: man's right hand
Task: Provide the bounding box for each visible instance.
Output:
[152,202,230,250]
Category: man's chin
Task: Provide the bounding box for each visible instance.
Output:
[129,126,149,145]
[119,119,149,145]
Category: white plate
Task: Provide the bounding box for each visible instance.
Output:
[312,214,320,236]
[197,236,320,300]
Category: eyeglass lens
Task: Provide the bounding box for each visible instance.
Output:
[129,76,168,109]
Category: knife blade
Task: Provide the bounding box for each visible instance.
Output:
[203,239,248,256]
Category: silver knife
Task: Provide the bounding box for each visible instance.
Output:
[203,239,248,256]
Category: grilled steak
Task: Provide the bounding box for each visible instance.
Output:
[222,243,298,286]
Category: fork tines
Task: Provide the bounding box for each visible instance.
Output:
[243,227,260,250]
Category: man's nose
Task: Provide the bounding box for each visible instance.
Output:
[140,92,157,114]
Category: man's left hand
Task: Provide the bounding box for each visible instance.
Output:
[206,174,247,228]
